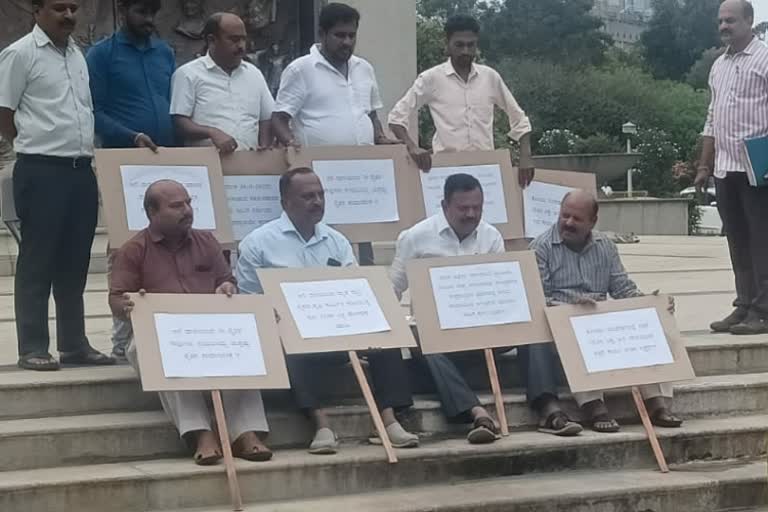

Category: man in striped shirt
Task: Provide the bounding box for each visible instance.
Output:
[697,0,768,335]
[527,190,681,432]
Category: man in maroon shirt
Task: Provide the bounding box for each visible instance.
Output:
[109,179,273,465]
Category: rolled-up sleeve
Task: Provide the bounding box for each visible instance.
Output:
[389,230,414,300]
[235,237,265,295]
[492,70,532,142]
[388,73,430,131]
[0,47,29,111]
[274,65,306,117]
[108,242,144,317]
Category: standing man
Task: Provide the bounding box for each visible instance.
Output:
[388,14,535,187]
[171,12,274,153]
[235,168,418,454]
[87,0,176,151]
[697,0,768,335]
[529,190,681,433]
[0,0,114,370]
[272,2,397,265]
[87,0,176,361]
[111,180,273,465]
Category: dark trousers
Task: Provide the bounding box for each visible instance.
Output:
[518,343,565,406]
[286,349,413,412]
[13,154,98,356]
[716,173,768,315]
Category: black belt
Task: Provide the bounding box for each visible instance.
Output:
[16,153,92,169]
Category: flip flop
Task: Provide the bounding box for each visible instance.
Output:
[467,416,500,444]
[538,411,583,437]
[650,408,683,428]
[232,433,273,462]
[18,352,60,371]
[587,413,621,433]
[60,348,116,366]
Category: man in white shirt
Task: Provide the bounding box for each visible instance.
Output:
[388,14,535,188]
[236,168,418,455]
[0,0,114,371]
[390,174,582,442]
[271,3,395,148]
[171,12,274,153]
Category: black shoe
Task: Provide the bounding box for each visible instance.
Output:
[729,310,768,335]
[710,307,748,333]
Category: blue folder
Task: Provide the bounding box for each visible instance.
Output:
[743,136,768,187]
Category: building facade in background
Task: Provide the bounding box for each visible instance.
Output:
[593,0,654,49]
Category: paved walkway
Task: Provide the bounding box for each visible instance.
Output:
[0,235,736,366]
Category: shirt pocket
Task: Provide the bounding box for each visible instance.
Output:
[352,76,374,112]
[735,67,767,100]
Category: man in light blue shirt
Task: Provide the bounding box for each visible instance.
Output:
[236,167,418,454]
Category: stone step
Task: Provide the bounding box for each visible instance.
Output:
[161,460,766,512]
[0,228,109,277]
[1,371,767,471]
[1,337,767,420]
[0,418,765,512]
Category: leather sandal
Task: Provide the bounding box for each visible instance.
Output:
[538,411,583,436]
[232,433,273,462]
[650,408,683,428]
[467,416,500,444]
[60,347,115,366]
[18,352,60,371]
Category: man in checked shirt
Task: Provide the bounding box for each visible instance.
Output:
[697,0,768,335]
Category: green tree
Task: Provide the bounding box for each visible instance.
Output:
[685,47,724,90]
[641,0,720,81]
[417,0,483,18]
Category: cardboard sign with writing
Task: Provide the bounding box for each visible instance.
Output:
[288,145,422,242]
[257,266,417,354]
[545,295,695,392]
[422,150,523,240]
[129,293,290,392]
[220,150,290,241]
[407,251,552,353]
[94,147,234,249]
[523,169,598,239]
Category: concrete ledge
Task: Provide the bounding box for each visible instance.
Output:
[597,198,691,235]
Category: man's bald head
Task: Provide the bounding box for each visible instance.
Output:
[720,0,754,22]
[144,180,194,240]
[558,189,599,250]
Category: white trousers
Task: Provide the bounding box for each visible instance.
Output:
[127,339,269,439]
[573,383,674,407]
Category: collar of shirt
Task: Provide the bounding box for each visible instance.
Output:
[309,43,361,77]
[441,59,479,82]
[435,210,478,244]
[115,29,159,51]
[147,224,193,247]
[275,212,330,246]
[32,24,76,54]
[725,36,760,59]
[202,52,246,76]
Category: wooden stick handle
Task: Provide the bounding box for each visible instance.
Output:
[348,350,398,463]
[632,386,669,473]
[485,348,509,436]
[211,390,245,511]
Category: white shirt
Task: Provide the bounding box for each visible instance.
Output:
[0,25,94,158]
[389,212,504,298]
[274,44,383,146]
[170,54,275,151]
[388,60,532,153]
[235,212,357,294]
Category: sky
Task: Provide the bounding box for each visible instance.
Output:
[754,0,768,24]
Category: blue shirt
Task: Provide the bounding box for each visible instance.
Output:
[86,30,176,148]
[235,212,357,294]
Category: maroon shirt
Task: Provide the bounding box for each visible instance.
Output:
[108,227,235,316]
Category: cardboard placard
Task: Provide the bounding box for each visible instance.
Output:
[504,238,531,252]
[406,251,552,353]
[256,266,417,354]
[129,293,290,392]
[220,150,289,241]
[287,145,422,242]
[424,150,523,240]
[523,169,598,239]
[545,295,695,393]
[94,147,234,249]
[533,168,598,195]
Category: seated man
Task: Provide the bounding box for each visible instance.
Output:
[389,173,582,442]
[236,167,419,454]
[528,189,682,432]
[109,179,273,465]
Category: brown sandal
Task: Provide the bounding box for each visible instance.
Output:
[467,416,500,444]
[232,433,273,462]
[650,408,683,428]
[538,411,583,436]
[194,446,222,465]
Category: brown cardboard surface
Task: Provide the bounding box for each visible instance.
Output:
[94,147,234,249]
[533,168,598,195]
[545,295,696,393]
[256,266,417,354]
[406,251,553,354]
[220,148,290,176]
[129,293,290,392]
[287,145,423,242]
[504,238,531,252]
